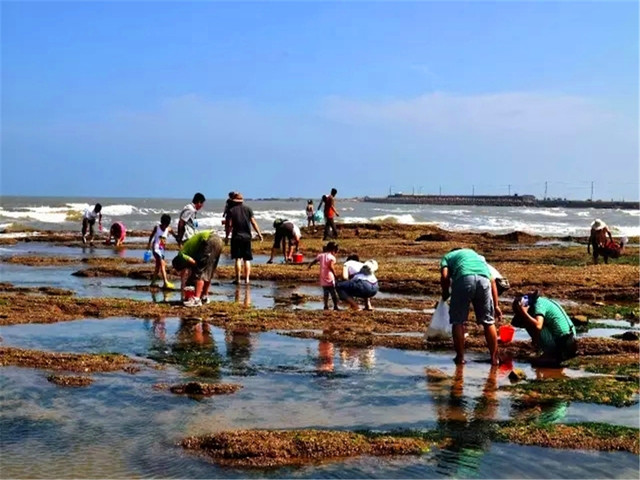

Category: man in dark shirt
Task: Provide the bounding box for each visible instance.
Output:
[224,192,263,284]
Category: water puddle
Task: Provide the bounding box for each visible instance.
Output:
[0,318,637,478]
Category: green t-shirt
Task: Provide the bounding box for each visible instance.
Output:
[177,230,212,263]
[531,297,576,352]
[440,249,490,282]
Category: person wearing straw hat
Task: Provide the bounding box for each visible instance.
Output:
[588,219,626,264]
[225,192,263,284]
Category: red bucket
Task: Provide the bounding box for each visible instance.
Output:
[292,253,304,264]
[184,286,196,301]
[499,325,515,343]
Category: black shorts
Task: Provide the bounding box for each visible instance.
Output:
[230,237,253,261]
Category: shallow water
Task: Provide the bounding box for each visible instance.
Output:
[1,317,638,478]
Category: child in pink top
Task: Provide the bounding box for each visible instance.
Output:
[308,241,340,310]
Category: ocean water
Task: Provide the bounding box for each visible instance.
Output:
[1,195,639,237]
[1,318,638,479]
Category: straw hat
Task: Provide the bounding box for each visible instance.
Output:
[591,219,607,231]
[232,192,244,203]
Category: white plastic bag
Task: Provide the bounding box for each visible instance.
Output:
[426,301,452,340]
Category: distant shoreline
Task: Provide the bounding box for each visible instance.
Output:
[362,194,639,210]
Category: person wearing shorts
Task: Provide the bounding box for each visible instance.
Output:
[224,192,263,284]
[267,219,301,263]
[440,248,500,365]
[172,230,223,307]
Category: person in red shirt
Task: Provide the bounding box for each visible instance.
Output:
[319,188,340,240]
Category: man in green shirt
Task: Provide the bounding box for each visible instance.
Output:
[512,292,577,365]
[172,230,223,307]
[440,248,501,365]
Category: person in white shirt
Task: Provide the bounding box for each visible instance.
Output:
[177,193,205,246]
[81,203,102,246]
[336,259,379,311]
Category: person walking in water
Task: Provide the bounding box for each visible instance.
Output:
[319,188,339,240]
[225,192,263,284]
[81,203,102,246]
[147,214,178,290]
[440,248,500,365]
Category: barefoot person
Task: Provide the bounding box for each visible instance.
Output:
[440,248,500,365]
[588,219,627,264]
[267,219,301,263]
[81,203,102,245]
[147,214,178,290]
[511,291,578,366]
[308,241,340,311]
[105,221,126,247]
[225,192,263,284]
[319,188,339,240]
[177,193,205,246]
[172,230,223,307]
[336,259,379,310]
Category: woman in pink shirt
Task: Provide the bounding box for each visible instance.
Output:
[308,241,340,310]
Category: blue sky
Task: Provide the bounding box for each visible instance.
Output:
[2,1,638,200]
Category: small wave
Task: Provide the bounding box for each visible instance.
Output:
[619,209,640,216]
[517,208,568,217]
[0,207,69,223]
[339,216,373,224]
[576,211,591,217]
[431,209,472,216]
[0,231,40,239]
[253,209,307,222]
[101,204,137,216]
[370,214,417,224]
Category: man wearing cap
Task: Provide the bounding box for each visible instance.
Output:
[440,248,499,365]
[225,193,263,284]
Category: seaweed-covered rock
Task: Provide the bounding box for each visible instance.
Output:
[181,429,430,467]
[47,375,93,387]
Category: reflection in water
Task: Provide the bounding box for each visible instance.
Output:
[339,347,376,370]
[317,341,335,372]
[147,318,221,378]
[234,284,251,307]
[150,288,175,303]
[426,364,499,477]
[225,329,254,373]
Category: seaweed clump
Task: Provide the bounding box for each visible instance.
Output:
[0,346,139,373]
[155,382,242,396]
[503,376,639,407]
[180,429,431,467]
[47,374,93,387]
[495,422,639,455]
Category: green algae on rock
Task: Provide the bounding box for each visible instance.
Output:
[503,376,639,407]
[180,429,432,467]
[495,422,639,455]
[0,346,140,373]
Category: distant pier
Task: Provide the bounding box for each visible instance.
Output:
[362,194,639,210]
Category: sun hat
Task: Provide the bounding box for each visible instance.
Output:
[363,260,378,273]
[591,219,607,231]
[232,192,244,202]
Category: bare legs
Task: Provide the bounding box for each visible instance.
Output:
[234,259,251,283]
